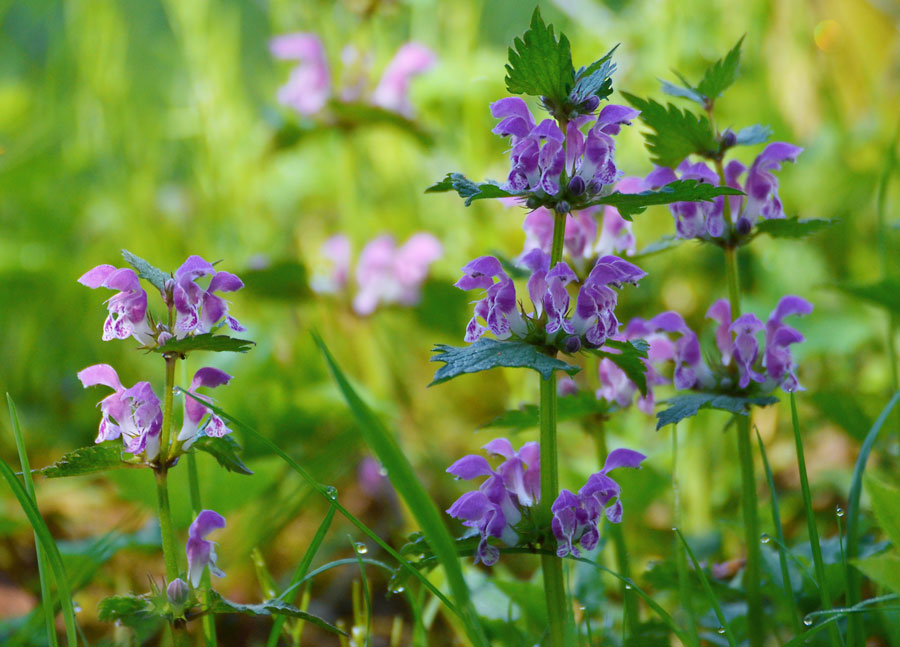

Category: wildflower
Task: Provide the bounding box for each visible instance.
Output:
[172,256,245,338]
[731,142,803,226]
[270,34,331,116]
[706,299,733,365]
[77,364,162,458]
[551,448,646,557]
[456,256,525,342]
[730,314,766,389]
[166,578,189,607]
[186,510,226,587]
[371,43,436,116]
[352,233,443,315]
[310,234,352,294]
[78,265,155,344]
[521,207,597,264]
[176,368,233,449]
[764,295,813,391]
[571,256,646,347]
[645,161,724,239]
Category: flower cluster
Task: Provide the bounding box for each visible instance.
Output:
[271,34,436,118]
[551,448,645,557]
[446,440,644,564]
[170,256,245,339]
[456,253,645,351]
[646,142,802,241]
[492,98,639,210]
[311,233,443,316]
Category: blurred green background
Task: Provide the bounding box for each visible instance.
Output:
[1,0,899,643]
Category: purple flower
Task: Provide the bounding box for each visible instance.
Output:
[734,142,803,224]
[352,233,443,315]
[186,510,226,587]
[445,438,539,565]
[78,265,155,344]
[645,161,724,239]
[730,313,767,389]
[310,234,352,294]
[706,299,733,365]
[371,43,436,117]
[172,256,245,337]
[77,364,162,458]
[270,34,331,116]
[764,295,813,391]
[176,367,233,449]
[456,256,525,342]
[571,256,646,346]
[551,448,646,557]
[522,207,598,263]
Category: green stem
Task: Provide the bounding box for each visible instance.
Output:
[672,425,699,647]
[187,452,218,646]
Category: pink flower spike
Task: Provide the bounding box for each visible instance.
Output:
[372,43,436,116]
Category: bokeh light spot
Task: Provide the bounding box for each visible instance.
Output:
[814,19,841,52]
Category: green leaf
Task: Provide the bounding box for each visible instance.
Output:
[571,49,617,104]
[834,278,900,314]
[241,261,310,300]
[207,590,347,636]
[586,339,650,397]
[864,474,900,547]
[504,8,575,105]
[620,94,718,168]
[39,444,136,478]
[97,594,157,627]
[192,435,253,476]
[633,235,684,259]
[590,179,742,219]
[735,124,772,146]
[655,392,779,429]
[121,249,169,293]
[479,391,612,431]
[425,173,516,206]
[755,218,835,239]
[155,332,255,354]
[658,79,705,105]
[430,339,580,386]
[696,37,744,100]
[854,552,900,594]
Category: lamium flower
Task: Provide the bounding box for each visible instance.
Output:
[728,142,803,227]
[166,578,189,607]
[271,35,435,118]
[172,256,245,338]
[571,256,646,347]
[552,448,646,558]
[77,364,162,458]
[176,367,233,449]
[456,256,526,343]
[78,265,155,344]
[352,233,443,315]
[645,161,725,239]
[764,296,813,391]
[446,438,539,565]
[186,510,226,587]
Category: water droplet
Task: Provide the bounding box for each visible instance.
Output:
[377,465,388,477]
[354,542,368,555]
[803,615,814,626]
[716,626,726,635]
[390,585,405,594]
[836,506,845,517]
[624,584,633,590]
[760,533,771,544]
[578,605,586,611]
[324,486,338,500]
[74,604,82,614]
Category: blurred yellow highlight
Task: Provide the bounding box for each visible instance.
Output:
[814,19,842,52]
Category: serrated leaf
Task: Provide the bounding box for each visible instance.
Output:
[755,217,835,239]
[590,179,743,219]
[659,79,705,105]
[39,444,136,478]
[696,36,744,100]
[155,333,255,354]
[98,594,157,626]
[587,339,650,396]
[620,93,719,167]
[241,261,310,300]
[425,173,516,206]
[572,50,617,104]
[121,249,170,293]
[430,339,580,386]
[864,474,900,547]
[655,392,778,429]
[192,434,253,475]
[207,590,346,636]
[479,391,612,431]
[504,8,575,104]
[854,552,900,594]
[734,124,772,146]
[834,279,900,314]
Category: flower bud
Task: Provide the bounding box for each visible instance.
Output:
[567,176,586,197]
[580,95,600,113]
[555,201,571,215]
[563,335,582,353]
[736,216,752,236]
[525,197,540,210]
[167,578,189,607]
[721,129,737,149]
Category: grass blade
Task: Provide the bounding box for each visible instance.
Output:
[784,594,900,647]
[313,333,488,647]
[846,389,900,645]
[674,528,737,647]
[352,537,372,647]
[671,425,699,647]
[266,505,337,647]
[755,426,802,634]
[0,454,78,646]
[7,395,59,647]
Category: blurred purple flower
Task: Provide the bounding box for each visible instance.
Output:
[310,234,352,294]
[371,43,436,116]
[764,295,813,391]
[552,448,646,557]
[77,364,162,458]
[172,256,245,338]
[78,265,155,344]
[706,299,733,365]
[730,313,767,389]
[270,33,331,116]
[176,367,233,449]
[352,233,442,315]
[186,509,226,587]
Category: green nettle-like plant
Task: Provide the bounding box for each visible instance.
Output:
[5,8,900,647]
